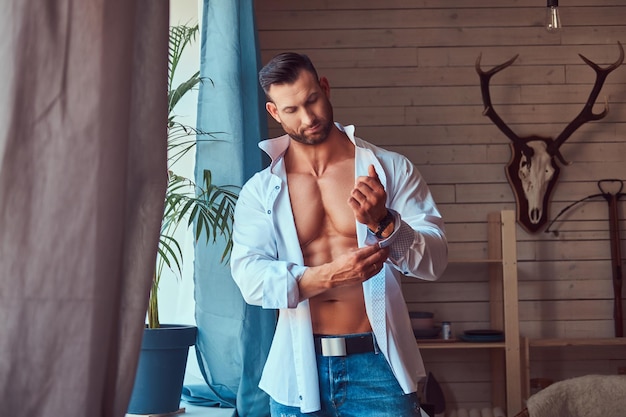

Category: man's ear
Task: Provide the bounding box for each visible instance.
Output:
[319,76,330,98]
[266,102,281,124]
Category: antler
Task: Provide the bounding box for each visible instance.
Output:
[550,41,625,164]
[476,53,535,159]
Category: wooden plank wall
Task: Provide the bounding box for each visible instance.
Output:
[254,0,626,412]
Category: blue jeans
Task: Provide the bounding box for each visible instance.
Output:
[269,334,421,417]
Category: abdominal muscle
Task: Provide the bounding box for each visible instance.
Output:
[309,287,372,335]
[304,234,373,335]
[292,208,371,335]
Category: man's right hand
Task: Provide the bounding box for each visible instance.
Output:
[297,244,389,301]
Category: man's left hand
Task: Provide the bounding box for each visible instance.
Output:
[348,164,388,230]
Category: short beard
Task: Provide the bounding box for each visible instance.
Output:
[288,118,333,145]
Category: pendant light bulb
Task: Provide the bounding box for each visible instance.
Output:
[546,0,562,33]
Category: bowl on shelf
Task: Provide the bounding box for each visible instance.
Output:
[459,329,504,342]
[413,326,441,339]
[409,311,434,330]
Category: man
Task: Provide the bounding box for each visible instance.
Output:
[231,52,448,416]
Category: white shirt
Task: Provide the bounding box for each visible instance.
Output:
[230,123,448,413]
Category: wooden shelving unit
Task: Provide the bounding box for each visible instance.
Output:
[418,210,523,416]
[520,336,626,400]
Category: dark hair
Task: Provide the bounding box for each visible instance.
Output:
[259,52,319,95]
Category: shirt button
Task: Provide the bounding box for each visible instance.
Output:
[299,395,303,400]
[275,185,280,190]
[267,210,272,214]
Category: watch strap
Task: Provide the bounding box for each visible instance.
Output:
[372,210,394,239]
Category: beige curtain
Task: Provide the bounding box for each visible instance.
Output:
[0,1,169,416]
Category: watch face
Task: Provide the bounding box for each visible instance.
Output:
[375,211,394,238]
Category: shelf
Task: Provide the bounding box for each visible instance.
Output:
[448,258,503,264]
[416,210,522,416]
[417,340,506,349]
[527,337,626,348]
[521,336,626,401]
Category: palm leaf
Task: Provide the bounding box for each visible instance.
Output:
[148,24,240,328]
[169,71,201,115]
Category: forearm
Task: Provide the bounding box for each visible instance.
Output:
[297,264,331,301]
[297,244,391,302]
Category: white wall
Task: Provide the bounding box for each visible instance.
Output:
[158,0,201,327]
[163,0,204,385]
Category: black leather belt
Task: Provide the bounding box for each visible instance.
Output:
[313,333,376,357]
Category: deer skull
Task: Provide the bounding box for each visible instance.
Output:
[517,140,556,224]
[476,42,624,233]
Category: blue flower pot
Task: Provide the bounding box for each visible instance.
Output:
[128,324,197,415]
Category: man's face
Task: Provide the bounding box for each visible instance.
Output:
[265,70,334,145]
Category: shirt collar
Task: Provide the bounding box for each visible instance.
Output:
[258,122,357,163]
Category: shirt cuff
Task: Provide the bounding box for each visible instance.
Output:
[367,209,401,248]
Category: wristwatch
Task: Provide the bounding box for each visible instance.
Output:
[371,210,394,239]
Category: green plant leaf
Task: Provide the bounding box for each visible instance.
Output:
[169,72,200,114]
[149,24,241,329]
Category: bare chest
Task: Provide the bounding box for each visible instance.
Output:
[287,162,356,252]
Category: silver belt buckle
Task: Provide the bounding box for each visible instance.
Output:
[320,337,347,356]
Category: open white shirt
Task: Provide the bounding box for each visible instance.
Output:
[230,123,448,413]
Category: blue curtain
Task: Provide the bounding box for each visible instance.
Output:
[183,1,274,416]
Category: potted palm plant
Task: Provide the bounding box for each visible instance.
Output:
[128,24,238,415]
